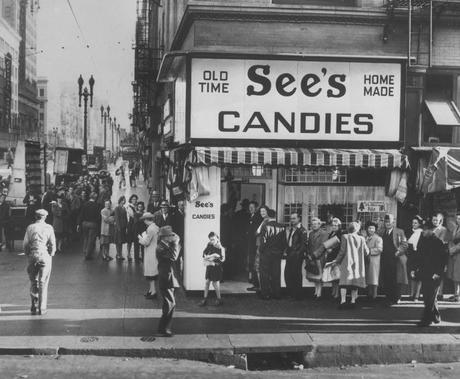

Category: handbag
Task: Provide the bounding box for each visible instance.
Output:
[322,263,341,282]
[305,257,319,276]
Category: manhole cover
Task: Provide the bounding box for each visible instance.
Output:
[80,336,99,343]
[140,336,156,343]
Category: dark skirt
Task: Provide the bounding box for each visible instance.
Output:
[126,220,137,243]
[205,265,223,282]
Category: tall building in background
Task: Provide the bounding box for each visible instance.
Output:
[18,0,39,142]
[0,0,20,155]
[36,75,46,138]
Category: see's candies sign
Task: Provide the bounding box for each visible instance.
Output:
[190,58,402,142]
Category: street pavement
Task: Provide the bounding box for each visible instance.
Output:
[0,162,460,368]
[1,356,460,378]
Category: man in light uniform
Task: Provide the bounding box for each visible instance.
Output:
[23,209,56,315]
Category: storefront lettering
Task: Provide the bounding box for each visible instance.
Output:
[218,111,373,134]
[198,70,229,93]
[363,74,395,97]
[246,64,347,98]
[192,214,216,220]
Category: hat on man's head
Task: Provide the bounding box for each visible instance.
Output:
[140,212,155,221]
[158,225,174,237]
[160,200,170,208]
[35,209,48,217]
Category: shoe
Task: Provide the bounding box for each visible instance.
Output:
[161,330,173,338]
[247,286,258,292]
[38,309,47,316]
[107,256,114,261]
[144,292,157,300]
[437,294,444,301]
[448,295,460,303]
[128,257,133,262]
[116,256,125,261]
[199,299,208,307]
[30,307,38,315]
[433,318,441,324]
[215,299,223,306]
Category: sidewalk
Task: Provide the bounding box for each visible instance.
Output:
[1,175,460,369]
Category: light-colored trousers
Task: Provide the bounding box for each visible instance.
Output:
[27,255,52,311]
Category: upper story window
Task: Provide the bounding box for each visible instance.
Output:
[272,0,357,6]
[423,73,460,144]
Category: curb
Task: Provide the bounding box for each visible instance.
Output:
[0,334,459,370]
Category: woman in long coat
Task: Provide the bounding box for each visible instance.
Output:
[100,199,114,261]
[138,212,160,299]
[325,218,343,299]
[448,214,460,302]
[114,196,128,261]
[407,216,424,301]
[365,222,383,300]
[333,222,369,309]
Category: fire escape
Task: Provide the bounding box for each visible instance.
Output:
[387,0,460,68]
[132,0,162,136]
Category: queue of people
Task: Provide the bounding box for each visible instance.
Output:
[218,200,459,327]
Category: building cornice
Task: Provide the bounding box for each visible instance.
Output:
[171,4,460,51]
[0,18,21,45]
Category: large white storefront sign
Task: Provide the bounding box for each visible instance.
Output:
[190,58,402,142]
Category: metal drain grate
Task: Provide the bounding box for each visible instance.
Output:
[140,336,156,343]
[80,336,99,343]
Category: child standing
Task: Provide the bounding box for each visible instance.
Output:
[199,232,225,306]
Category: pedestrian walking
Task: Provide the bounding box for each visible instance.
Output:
[100,200,115,261]
[379,214,408,305]
[114,196,128,261]
[51,195,69,254]
[23,209,56,315]
[23,187,41,225]
[78,192,100,260]
[448,213,460,302]
[333,222,369,309]
[365,222,383,301]
[259,209,286,300]
[138,212,160,299]
[306,217,329,299]
[41,185,57,225]
[284,212,307,300]
[415,228,449,327]
[199,232,225,306]
[407,216,424,301]
[324,218,343,300]
[129,169,137,188]
[126,194,138,262]
[156,225,180,337]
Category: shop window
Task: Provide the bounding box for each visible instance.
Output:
[423,73,458,144]
[284,167,347,184]
[222,166,272,179]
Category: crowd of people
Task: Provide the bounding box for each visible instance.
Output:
[218,200,459,327]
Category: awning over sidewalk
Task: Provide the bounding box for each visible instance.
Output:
[191,147,408,169]
[425,99,460,127]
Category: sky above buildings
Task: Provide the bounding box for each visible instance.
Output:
[37,0,137,132]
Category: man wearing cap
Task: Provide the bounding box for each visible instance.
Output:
[156,225,180,337]
[153,200,172,228]
[23,209,56,315]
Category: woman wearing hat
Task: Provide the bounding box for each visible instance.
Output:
[114,196,128,261]
[138,212,160,299]
[156,225,180,337]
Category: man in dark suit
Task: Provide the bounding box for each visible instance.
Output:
[259,209,286,300]
[247,201,262,291]
[380,213,407,304]
[171,200,185,281]
[153,200,172,228]
[415,229,449,327]
[284,212,308,300]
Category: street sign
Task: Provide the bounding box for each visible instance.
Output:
[357,201,386,213]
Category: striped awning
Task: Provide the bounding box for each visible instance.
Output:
[191,147,407,169]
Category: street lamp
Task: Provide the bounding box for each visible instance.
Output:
[112,116,116,153]
[52,127,58,147]
[100,105,110,151]
[78,74,95,172]
[117,124,120,156]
